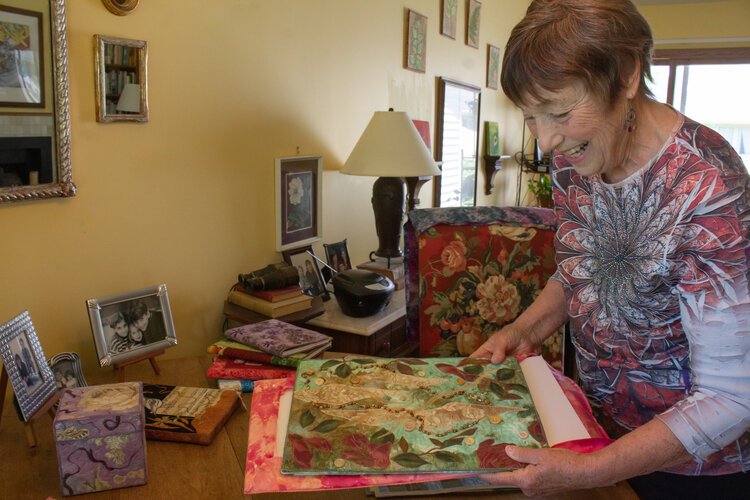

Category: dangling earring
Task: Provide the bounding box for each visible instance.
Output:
[624,100,636,133]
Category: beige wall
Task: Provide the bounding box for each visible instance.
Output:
[1,0,747,375]
[0,0,529,373]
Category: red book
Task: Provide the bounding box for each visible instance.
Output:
[206,356,296,380]
[247,285,303,303]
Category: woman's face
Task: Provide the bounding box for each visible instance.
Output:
[521,82,629,180]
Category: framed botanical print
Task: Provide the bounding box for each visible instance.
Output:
[87,284,178,368]
[275,156,323,251]
[0,311,57,421]
[405,9,427,73]
[466,0,481,49]
[440,0,458,39]
[487,44,500,90]
[0,5,45,107]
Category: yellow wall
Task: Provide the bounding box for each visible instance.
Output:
[0,0,529,373]
[1,0,747,376]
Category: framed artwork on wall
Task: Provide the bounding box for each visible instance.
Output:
[405,9,427,73]
[0,5,44,107]
[485,121,500,156]
[440,0,457,39]
[86,284,178,368]
[275,156,323,251]
[487,44,500,90]
[282,245,330,301]
[0,311,57,421]
[466,0,481,49]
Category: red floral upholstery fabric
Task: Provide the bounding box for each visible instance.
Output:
[405,207,563,369]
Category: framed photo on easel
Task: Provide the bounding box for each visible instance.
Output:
[0,311,57,421]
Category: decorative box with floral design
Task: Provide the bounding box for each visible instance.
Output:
[53,382,147,496]
[405,207,563,369]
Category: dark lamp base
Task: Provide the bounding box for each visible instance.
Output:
[371,176,406,260]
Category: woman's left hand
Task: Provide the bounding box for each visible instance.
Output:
[478,445,602,496]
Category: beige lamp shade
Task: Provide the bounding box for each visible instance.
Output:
[341,110,441,177]
[116,83,141,113]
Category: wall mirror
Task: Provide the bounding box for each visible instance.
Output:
[0,0,74,203]
[94,35,148,123]
[433,77,481,207]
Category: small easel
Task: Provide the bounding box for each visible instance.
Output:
[113,349,164,382]
[0,365,61,447]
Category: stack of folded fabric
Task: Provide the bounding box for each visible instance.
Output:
[206,319,332,392]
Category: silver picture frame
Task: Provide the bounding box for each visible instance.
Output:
[47,352,87,389]
[0,311,57,421]
[86,284,177,368]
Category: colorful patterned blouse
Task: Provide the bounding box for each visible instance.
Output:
[550,115,750,475]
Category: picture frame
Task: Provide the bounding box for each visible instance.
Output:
[47,352,87,390]
[275,156,323,251]
[323,239,352,273]
[94,34,149,123]
[405,9,427,73]
[0,311,57,421]
[0,5,45,107]
[86,284,178,368]
[440,0,457,39]
[466,0,481,49]
[487,44,500,90]
[485,121,500,156]
[282,245,329,301]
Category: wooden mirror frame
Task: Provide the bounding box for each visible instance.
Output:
[0,0,74,203]
[94,35,149,123]
[432,77,481,207]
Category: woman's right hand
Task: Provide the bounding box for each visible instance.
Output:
[469,323,540,364]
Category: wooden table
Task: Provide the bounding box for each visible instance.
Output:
[0,356,638,499]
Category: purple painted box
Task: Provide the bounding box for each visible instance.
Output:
[53,382,148,496]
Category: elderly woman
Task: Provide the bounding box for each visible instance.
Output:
[471,0,750,497]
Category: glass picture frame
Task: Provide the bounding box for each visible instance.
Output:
[86,284,177,368]
[275,156,323,251]
[0,311,57,421]
[282,245,330,301]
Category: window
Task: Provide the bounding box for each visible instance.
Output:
[649,47,750,167]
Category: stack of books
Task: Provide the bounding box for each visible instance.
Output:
[206,319,332,392]
[356,258,405,289]
[226,283,313,318]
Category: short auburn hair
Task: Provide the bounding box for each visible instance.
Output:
[501,0,654,108]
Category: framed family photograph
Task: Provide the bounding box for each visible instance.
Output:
[0,5,45,107]
[86,284,177,368]
[282,245,329,301]
[0,311,57,421]
[323,239,352,272]
[47,352,87,390]
[275,156,323,251]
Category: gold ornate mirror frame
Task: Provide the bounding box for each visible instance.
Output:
[101,0,140,16]
[0,0,74,204]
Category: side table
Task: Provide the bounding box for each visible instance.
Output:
[303,289,418,357]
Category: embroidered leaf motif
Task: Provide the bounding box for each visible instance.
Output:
[393,453,429,468]
[300,410,315,428]
[313,419,343,433]
[335,363,352,378]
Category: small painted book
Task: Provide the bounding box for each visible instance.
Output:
[142,384,239,445]
[224,319,332,358]
[208,338,326,368]
[281,356,611,475]
[206,356,296,380]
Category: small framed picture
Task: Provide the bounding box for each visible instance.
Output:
[47,352,87,390]
[86,284,178,368]
[0,5,45,107]
[440,0,457,39]
[466,0,481,49]
[0,311,57,421]
[487,44,500,90]
[275,156,323,251]
[282,245,330,301]
[485,121,500,156]
[323,239,352,273]
[405,9,427,73]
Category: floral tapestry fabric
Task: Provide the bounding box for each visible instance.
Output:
[405,207,562,367]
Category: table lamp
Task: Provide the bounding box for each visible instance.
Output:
[341,109,441,262]
[116,83,141,113]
